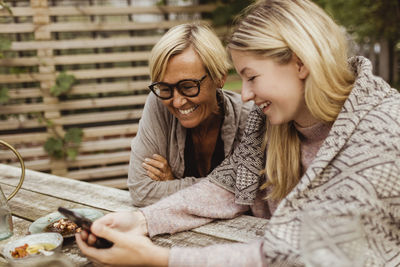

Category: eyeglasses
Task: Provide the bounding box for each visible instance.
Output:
[148,74,207,100]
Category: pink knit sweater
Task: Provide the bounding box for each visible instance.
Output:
[141,122,332,266]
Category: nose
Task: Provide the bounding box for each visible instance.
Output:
[172,89,188,107]
[241,84,255,102]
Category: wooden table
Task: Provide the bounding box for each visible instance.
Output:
[0,164,269,266]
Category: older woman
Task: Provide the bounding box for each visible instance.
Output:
[128,23,252,207]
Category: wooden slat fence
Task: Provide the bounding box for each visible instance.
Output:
[0,0,217,189]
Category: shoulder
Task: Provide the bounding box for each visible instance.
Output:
[143,92,172,118]
[140,92,175,133]
[145,92,164,110]
[368,89,400,126]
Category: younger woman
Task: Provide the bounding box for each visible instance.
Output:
[77,0,400,266]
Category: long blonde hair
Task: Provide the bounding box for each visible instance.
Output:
[228,0,355,200]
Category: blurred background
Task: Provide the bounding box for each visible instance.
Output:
[0,0,398,189]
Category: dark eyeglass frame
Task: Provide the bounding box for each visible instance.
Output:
[148,74,207,100]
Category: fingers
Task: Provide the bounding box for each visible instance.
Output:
[142,162,164,180]
[76,232,99,256]
[142,154,174,181]
[91,223,119,245]
[151,154,167,164]
[144,155,167,170]
[80,229,89,241]
[87,233,98,246]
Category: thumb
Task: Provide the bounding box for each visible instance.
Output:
[91,223,120,243]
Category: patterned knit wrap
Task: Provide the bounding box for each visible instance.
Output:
[211,56,400,265]
[209,104,266,205]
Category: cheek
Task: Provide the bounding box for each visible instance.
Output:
[198,87,217,104]
[284,83,306,112]
[161,99,172,107]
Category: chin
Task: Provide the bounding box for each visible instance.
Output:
[179,119,200,129]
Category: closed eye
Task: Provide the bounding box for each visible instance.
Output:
[247,76,257,82]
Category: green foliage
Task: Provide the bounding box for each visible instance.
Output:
[50,72,76,97]
[0,1,11,59]
[44,137,65,159]
[0,87,9,104]
[64,128,83,144]
[44,128,83,160]
[0,36,11,59]
[211,0,255,27]
[313,0,400,42]
[9,66,29,75]
[156,0,167,6]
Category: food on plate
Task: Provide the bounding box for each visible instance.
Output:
[11,243,29,258]
[45,218,81,236]
[26,243,56,254]
[10,242,57,258]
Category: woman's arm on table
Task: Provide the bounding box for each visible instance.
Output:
[141,178,249,236]
[128,93,200,207]
[141,178,266,266]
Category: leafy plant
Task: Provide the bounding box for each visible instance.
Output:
[50,72,76,97]
[64,128,83,159]
[44,127,83,160]
[0,1,12,59]
[0,87,9,104]
[0,36,11,59]
[44,137,64,159]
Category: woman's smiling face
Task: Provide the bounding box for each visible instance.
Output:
[231,49,316,127]
[160,47,219,129]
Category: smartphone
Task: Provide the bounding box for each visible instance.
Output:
[58,207,113,249]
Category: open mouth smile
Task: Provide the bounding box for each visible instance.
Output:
[259,101,271,109]
[178,105,199,115]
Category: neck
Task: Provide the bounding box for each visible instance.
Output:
[294,112,320,128]
[193,112,221,138]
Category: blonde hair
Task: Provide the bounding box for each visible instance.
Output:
[149,22,230,83]
[228,0,355,200]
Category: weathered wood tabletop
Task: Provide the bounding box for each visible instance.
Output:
[0,164,269,266]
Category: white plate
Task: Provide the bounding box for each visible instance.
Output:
[2,232,63,261]
[29,208,104,237]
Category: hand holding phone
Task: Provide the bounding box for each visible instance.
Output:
[58,207,113,249]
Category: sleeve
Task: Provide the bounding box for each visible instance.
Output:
[140,179,249,237]
[127,93,201,207]
[169,240,267,267]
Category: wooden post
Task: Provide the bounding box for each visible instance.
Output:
[31,0,68,176]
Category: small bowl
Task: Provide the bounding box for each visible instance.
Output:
[2,233,63,261]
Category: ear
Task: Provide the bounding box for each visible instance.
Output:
[219,74,228,88]
[295,56,309,80]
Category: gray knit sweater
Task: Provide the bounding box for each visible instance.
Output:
[128,90,252,207]
[142,56,400,266]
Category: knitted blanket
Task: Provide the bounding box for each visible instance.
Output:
[211,56,400,265]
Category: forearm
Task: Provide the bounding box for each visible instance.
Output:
[140,179,249,237]
[128,174,201,207]
[169,240,266,267]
